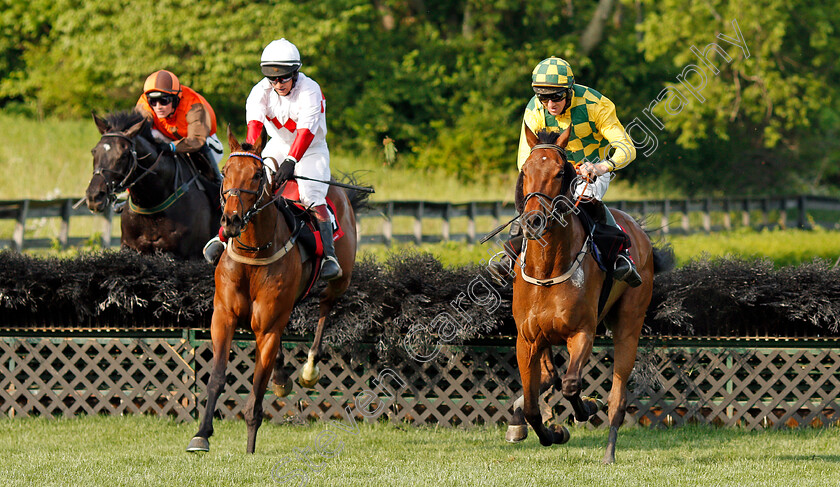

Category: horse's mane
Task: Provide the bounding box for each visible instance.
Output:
[536,129,562,146]
[103,110,154,141]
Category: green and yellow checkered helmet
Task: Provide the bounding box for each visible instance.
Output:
[531,57,575,94]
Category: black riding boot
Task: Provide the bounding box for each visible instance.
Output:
[614,250,642,287]
[600,203,642,287]
[203,235,226,265]
[318,221,342,281]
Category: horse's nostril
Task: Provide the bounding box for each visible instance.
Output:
[221,214,242,228]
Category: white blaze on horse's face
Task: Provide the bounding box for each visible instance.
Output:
[103,144,111,151]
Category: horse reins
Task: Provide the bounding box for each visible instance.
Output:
[221,151,289,254]
[517,142,593,286]
[95,132,165,194]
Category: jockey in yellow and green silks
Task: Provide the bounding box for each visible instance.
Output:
[516,58,636,175]
[489,57,642,288]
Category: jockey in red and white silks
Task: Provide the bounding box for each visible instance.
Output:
[244,72,329,208]
[203,38,342,280]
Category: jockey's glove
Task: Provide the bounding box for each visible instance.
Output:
[160,142,176,154]
[277,156,296,181]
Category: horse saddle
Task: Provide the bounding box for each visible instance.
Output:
[275,180,345,301]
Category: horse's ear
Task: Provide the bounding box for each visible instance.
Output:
[557,126,571,149]
[227,124,241,152]
[524,125,539,148]
[124,117,147,139]
[256,127,268,154]
[92,111,109,135]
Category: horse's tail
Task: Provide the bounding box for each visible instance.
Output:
[651,243,676,275]
[336,171,372,214]
[635,215,676,275]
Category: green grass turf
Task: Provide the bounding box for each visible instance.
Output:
[0,415,837,486]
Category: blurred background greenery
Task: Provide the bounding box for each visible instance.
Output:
[2,0,838,199]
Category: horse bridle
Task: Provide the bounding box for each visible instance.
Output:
[220,151,281,251]
[521,143,577,237]
[92,132,160,202]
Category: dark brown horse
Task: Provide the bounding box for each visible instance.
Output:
[506,127,671,464]
[187,127,362,454]
[85,110,220,259]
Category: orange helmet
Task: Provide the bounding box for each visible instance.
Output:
[143,70,182,104]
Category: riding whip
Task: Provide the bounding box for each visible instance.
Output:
[479,214,521,244]
[292,175,375,194]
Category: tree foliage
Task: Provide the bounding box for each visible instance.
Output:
[1,0,837,195]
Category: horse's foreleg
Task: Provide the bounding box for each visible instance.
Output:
[187,312,235,453]
[517,336,568,447]
[563,331,599,423]
[506,347,557,443]
[603,316,643,464]
[245,329,282,454]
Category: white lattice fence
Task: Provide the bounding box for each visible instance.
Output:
[2,336,838,430]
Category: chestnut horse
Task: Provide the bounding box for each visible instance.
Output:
[187,127,362,454]
[507,127,671,464]
[85,111,220,259]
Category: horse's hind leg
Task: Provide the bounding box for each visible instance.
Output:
[562,331,600,423]
[245,329,283,454]
[271,341,293,397]
[517,336,569,447]
[299,275,351,388]
[187,314,235,453]
[603,308,645,464]
[506,347,557,443]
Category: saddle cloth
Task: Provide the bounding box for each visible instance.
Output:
[275,179,345,303]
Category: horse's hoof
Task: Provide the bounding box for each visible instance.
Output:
[273,379,294,397]
[586,396,606,412]
[298,363,320,388]
[186,436,210,452]
[585,397,602,416]
[550,424,570,445]
[505,425,528,443]
[575,396,604,423]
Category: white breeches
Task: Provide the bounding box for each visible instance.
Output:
[205,134,224,166]
[262,137,330,208]
[572,172,612,201]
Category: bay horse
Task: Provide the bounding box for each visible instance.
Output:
[85,110,220,259]
[506,127,671,464]
[187,127,362,454]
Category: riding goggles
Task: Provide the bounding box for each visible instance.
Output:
[268,73,295,84]
[148,95,176,106]
[537,91,568,104]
